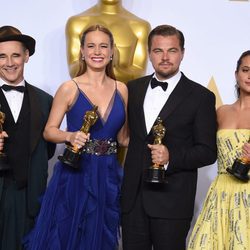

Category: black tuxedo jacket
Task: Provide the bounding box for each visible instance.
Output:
[0,82,55,218]
[121,73,217,219]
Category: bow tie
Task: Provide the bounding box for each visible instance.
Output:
[150,78,168,91]
[1,84,25,93]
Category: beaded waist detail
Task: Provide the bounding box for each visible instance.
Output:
[83,139,117,155]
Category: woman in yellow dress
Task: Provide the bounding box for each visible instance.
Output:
[188,50,250,250]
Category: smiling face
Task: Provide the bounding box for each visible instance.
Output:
[149,35,184,81]
[236,55,250,95]
[0,40,29,85]
[81,30,113,72]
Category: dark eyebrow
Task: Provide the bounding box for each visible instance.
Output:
[169,47,178,51]
[152,48,163,51]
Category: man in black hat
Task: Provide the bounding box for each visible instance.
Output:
[0,25,55,250]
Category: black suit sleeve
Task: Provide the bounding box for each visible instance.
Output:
[167,90,217,173]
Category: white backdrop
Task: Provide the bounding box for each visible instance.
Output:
[1,0,250,242]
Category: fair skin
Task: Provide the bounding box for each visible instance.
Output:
[0,40,29,85]
[0,40,29,150]
[43,30,128,148]
[217,55,250,159]
[148,35,184,165]
[149,34,184,81]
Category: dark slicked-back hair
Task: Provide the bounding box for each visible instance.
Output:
[148,24,185,52]
[76,24,116,79]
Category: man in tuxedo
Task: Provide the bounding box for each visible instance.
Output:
[121,24,217,250]
[0,25,55,250]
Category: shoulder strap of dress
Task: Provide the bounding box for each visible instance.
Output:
[72,79,80,90]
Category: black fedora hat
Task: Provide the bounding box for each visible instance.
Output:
[0,25,35,56]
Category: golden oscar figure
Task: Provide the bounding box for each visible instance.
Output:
[65,0,151,83]
[144,117,167,183]
[227,141,250,182]
[58,106,98,169]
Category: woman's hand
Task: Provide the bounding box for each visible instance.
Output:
[66,131,90,149]
[242,142,250,160]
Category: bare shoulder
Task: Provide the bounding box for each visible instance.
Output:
[217,103,237,127]
[57,79,77,92]
[116,80,127,89]
[54,79,78,105]
[116,80,128,103]
[54,79,78,98]
[217,104,234,117]
[116,81,128,94]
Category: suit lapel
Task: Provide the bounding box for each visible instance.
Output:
[135,75,152,138]
[158,74,192,125]
[17,90,30,124]
[26,83,44,153]
[0,90,15,124]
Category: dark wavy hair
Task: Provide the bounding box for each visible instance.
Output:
[76,24,116,80]
[235,50,250,97]
[148,24,185,52]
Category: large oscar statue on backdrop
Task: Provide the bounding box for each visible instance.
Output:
[65,0,151,165]
[65,0,151,83]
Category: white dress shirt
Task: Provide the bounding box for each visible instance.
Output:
[143,71,181,169]
[0,78,25,123]
[143,71,181,134]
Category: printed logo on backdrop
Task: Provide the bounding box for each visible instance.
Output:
[207,77,223,109]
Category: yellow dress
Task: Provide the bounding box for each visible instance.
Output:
[188,129,250,250]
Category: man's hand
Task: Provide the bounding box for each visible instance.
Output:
[148,144,169,165]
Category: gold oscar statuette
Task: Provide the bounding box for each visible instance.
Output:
[144,117,167,183]
[58,106,98,169]
[65,0,151,83]
[226,139,250,182]
[0,110,9,171]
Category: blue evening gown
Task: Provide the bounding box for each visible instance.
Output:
[24,85,125,250]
